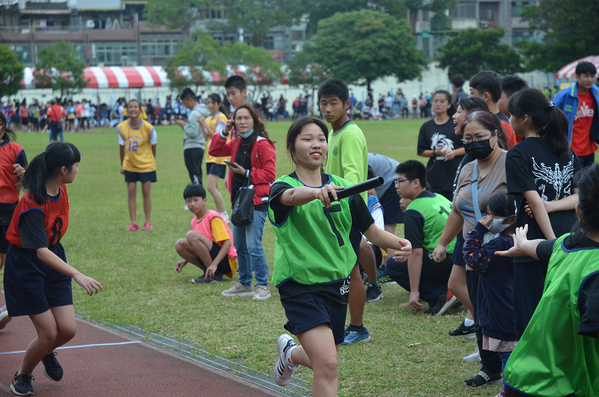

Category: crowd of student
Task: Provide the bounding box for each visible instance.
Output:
[1,64,598,397]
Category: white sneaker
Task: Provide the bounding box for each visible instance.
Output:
[463,347,481,363]
[253,285,271,301]
[437,295,459,315]
[221,282,254,297]
[274,334,299,386]
[0,309,12,330]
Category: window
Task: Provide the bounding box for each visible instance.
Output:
[480,3,496,21]
[511,2,532,17]
[450,1,476,19]
[291,30,304,41]
[263,35,274,50]
[92,42,137,66]
[512,28,535,42]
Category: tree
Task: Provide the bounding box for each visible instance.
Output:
[145,0,209,40]
[0,45,24,101]
[34,39,88,99]
[287,50,328,94]
[217,0,304,47]
[405,0,456,33]
[437,28,522,79]
[163,30,226,91]
[516,0,599,73]
[299,10,427,93]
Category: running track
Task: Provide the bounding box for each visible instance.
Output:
[0,300,309,396]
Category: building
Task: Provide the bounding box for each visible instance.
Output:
[414,0,542,61]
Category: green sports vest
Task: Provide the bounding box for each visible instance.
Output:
[405,193,455,254]
[505,235,599,397]
[269,174,357,286]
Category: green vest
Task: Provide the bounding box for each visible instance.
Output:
[406,193,455,254]
[269,174,357,286]
[505,235,599,397]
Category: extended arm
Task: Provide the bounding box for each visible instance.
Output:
[432,209,464,262]
[362,223,412,261]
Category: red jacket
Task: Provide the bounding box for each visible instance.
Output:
[209,132,276,206]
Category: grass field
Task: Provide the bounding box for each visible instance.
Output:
[5,119,502,396]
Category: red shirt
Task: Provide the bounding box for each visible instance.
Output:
[571,90,598,156]
[6,185,69,247]
[0,141,24,204]
[500,120,517,149]
[46,104,66,122]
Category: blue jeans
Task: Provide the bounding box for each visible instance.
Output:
[231,210,269,287]
[500,351,511,391]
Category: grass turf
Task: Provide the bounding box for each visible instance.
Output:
[7,119,501,396]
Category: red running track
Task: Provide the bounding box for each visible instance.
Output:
[0,315,292,397]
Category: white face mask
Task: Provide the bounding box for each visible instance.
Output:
[488,217,510,234]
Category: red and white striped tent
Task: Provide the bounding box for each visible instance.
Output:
[555,55,599,79]
[21,65,288,89]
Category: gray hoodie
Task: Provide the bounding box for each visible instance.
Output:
[183,103,211,150]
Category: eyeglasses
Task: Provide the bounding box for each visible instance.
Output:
[234,116,251,122]
[395,178,409,187]
[461,134,492,144]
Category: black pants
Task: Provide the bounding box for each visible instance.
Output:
[513,260,546,338]
[184,147,204,185]
[578,152,595,169]
[466,270,502,374]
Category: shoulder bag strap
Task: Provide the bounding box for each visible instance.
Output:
[470,161,482,221]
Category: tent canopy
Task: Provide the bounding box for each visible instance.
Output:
[21,66,288,89]
[555,55,599,79]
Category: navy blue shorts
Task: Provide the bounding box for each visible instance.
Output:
[0,224,9,254]
[379,184,404,224]
[4,244,73,317]
[124,170,157,183]
[203,242,232,275]
[453,234,465,266]
[280,293,347,345]
[206,163,226,179]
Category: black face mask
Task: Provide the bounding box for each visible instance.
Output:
[464,138,494,159]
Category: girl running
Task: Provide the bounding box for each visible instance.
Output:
[118,99,157,232]
[198,93,230,223]
[268,117,412,396]
[4,141,102,396]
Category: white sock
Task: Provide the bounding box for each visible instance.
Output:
[464,318,475,327]
[284,345,300,369]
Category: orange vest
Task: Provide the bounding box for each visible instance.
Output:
[0,141,24,204]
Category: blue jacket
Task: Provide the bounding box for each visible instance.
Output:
[553,82,599,147]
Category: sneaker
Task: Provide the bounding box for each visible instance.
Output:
[424,292,446,315]
[365,283,383,302]
[126,223,139,232]
[189,275,209,284]
[273,334,300,386]
[221,282,254,297]
[449,322,478,339]
[463,370,502,387]
[462,347,481,363]
[0,309,12,330]
[10,372,34,396]
[376,268,396,285]
[253,285,271,301]
[341,326,371,346]
[437,295,459,316]
[42,351,63,382]
[144,222,153,231]
[207,273,224,283]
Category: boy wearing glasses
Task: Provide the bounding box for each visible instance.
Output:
[387,160,455,314]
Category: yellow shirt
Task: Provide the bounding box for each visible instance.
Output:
[118,119,157,173]
[205,112,230,165]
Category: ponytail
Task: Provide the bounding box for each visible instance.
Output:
[574,164,599,239]
[208,93,228,116]
[20,142,81,205]
[507,88,569,156]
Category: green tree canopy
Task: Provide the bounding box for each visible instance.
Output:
[437,28,522,79]
[0,45,24,100]
[516,0,599,73]
[145,0,209,39]
[299,10,427,92]
[287,50,328,94]
[34,39,88,99]
[163,30,226,90]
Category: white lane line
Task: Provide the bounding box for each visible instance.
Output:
[0,340,142,355]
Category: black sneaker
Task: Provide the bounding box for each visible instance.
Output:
[208,273,224,283]
[424,292,446,315]
[189,275,209,284]
[463,370,502,387]
[42,351,63,382]
[10,372,34,396]
[449,322,478,339]
[366,283,383,302]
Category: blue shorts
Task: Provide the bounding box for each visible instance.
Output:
[0,224,9,254]
[453,234,465,266]
[206,163,226,179]
[124,170,157,183]
[4,244,73,317]
[379,184,404,224]
[280,293,347,345]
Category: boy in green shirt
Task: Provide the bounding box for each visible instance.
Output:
[319,78,379,345]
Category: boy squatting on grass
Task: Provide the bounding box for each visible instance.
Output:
[269,117,412,397]
[175,184,238,283]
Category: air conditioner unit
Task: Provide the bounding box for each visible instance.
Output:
[121,56,129,66]
[479,21,489,29]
